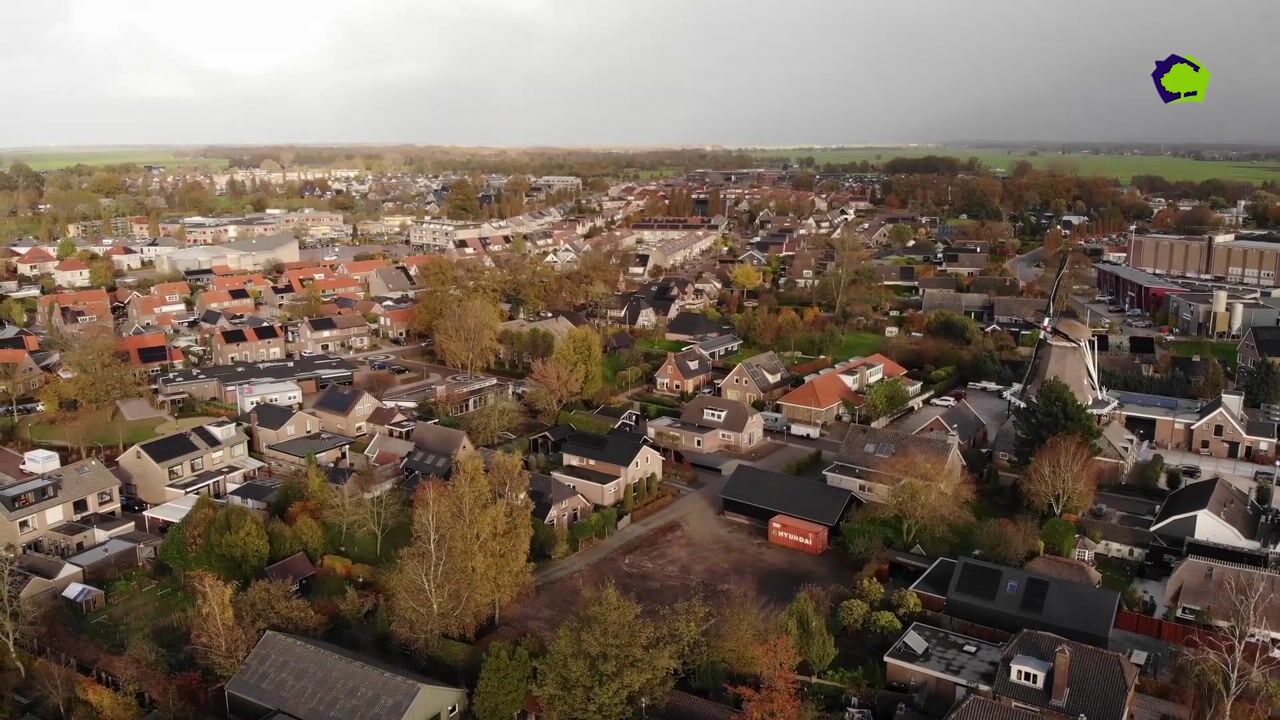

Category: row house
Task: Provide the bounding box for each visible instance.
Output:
[297,315,371,354]
[116,420,257,505]
[37,289,112,334]
[195,288,255,316]
[126,286,190,330]
[0,349,47,397]
[241,404,322,453]
[0,456,122,553]
[118,333,185,377]
[211,324,286,364]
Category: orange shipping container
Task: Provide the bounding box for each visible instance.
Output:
[768,514,828,555]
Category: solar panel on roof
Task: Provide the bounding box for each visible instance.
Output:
[253,326,280,340]
[222,329,248,344]
[136,345,170,364]
[143,433,199,463]
[1021,577,1050,614]
[955,562,1003,600]
[902,630,930,656]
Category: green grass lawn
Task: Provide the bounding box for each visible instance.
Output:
[831,331,884,360]
[80,573,190,650]
[5,411,220,448]
[749,146,1280,184]
[0,148,229,171]
[1166,338,1238,370]
[638,338,686,353]
[327,520,413,567]
[1096,557,1138,593]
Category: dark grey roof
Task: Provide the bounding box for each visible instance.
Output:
[227,632,463,720]
[945,558,1119,646]
[157,355,356,388]
[268,433,353,458]
[832,425,958,481]
[911,557,958,598]
[992,630,1136,720]
[1152,476,1260,541]
[403,447,454,478]
[229,481,280,503]
[530,473,582,519]
[720,465,853,527]
[1246,325,1280,359]
[561,430,648,467]
[667,312,729,338]
[945,696,1039,720]
[307,317,337,332]
[137,424,243,465]
[264,552,317,584]
[312,384,366,416]
[884,622,1002,690]
[241,403,298,431]
[667,347,712,379]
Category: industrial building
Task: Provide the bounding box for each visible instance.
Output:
[1128,232,1280,288]
[1166,290,1280,339]
[1093,264,1183,313]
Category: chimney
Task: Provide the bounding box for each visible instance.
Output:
[1050,645,1072,707]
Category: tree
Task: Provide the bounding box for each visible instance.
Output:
[866,610,903,637]
[31,657,78,719]
[353,479,407,559]
[461,397,524,446]
[0,549,41,678]
[55,238,76,260]
[854,576,886,606]
[730,264,763,290]
[443,178,481,220]
[188,571,251,680]
[838,599,870,632]
[865,378,909,419]
[553,326,604,399]
[75,677,141,720]
[358,370,397,400]
[1199,357,1226,400]
[925,310,982,344]
[891,588,922,619]
[89,258,115,288]
[388,453,532,651]
[708,586,779,677]
[1040,517,1077,557]
[435,295,502,376]
[235,578,326,638]
[201,505,269,582]
[1244,360,1280,408]
[57,330,145,411]
[973,516,1040,566]
[1021,434,1096,516]
[730,635,807,720]
[889,223,915,245]
[877,453,974,548]
[1012,377,1101,466]
[474,642,534,720]
[535,582,704,720]
[1165,466,1184,492]
[528,356,583,423]
[1182,570,1280,719]
[783,594,836,677]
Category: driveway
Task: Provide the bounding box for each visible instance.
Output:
[1006,246,1045,285]
[1139,446,1268,496]
[887,388,1012,439]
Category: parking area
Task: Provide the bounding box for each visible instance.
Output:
[1139,446,1270,495]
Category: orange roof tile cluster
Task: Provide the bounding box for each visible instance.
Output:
[55,259,89,272]
[210,274,268,291]
[18,247,55,264]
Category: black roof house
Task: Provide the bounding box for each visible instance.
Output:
[560,430,650,467]
[720,465,853,528]
[943,558,1119,648]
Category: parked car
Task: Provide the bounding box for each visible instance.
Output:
[929,396,958,407]
[1107,305,1126,313]
[1255,469,1275,483]
[1179,464,1202,480]
[760,411,789,432]
[388,365,410,375]
[390,336,407,346]
[1094,295,1112,303]
[369,360,390,371]
[121,496,147,513]
[947,389,967,400]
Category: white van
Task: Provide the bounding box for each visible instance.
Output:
[760,412,789,433]
[789,423,821,439]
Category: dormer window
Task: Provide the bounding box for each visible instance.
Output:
[1009,655,1051,689]
[703,408,727,423]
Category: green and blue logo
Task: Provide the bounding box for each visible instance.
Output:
[1152,53,1211,104]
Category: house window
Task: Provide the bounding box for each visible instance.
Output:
[1201,439,1210,450]
[1214,424,1224,437]
[1014,669,1041,687]
[97,490,114,504]
[17,518,34,534]
[211,450,224,466]
[73,498,89,515]
[719,431,733,441]
[694,438,703,449]
[232,444,245,457]
[287,425,296,436]
[168,465,183,481]
[190,457,204,472]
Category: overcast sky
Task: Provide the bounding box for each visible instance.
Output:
[3,0,1278,148]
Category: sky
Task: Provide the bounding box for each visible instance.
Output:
[3,0,1279,148]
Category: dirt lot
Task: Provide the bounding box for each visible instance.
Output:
[493,499,855,642]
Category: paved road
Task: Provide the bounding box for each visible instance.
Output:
[1006,246,1045,285]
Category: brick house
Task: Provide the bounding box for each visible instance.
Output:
[719,352,792,406]
[195,288,255,316]
[37,289,113,334]
[297,315,371,354]
[211,325,286,364]
[646,396,763,453]
[550,431,663,507]
[116,420,257,505]
[653,348,713,395]
[0,349,46,397]
[0,458,122,554]
[308,384,383,437]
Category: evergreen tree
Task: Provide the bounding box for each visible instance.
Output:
[474,642,534,720]
[1245,360,1280,407]
[1012,377,1101,466]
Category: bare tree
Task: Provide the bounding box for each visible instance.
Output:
[353,473,406,559]
[32,657,78,719]
[1020,434,1096,517]
[528,356,582,424]
[188,570,251,680]
[1183,570,1280,719]
[0,549,42,678]
[877,454,974,548]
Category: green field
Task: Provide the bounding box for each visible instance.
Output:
[0,148,228,171]
[750,146,1280,184]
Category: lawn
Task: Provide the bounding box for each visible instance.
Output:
[637,338,686,353]
[327,520,413,567]
[0,148,229,171]
[1165,338,1238,370]
[7,410,220,448]
[1096,557,1138,593]
[749,146,1280,184]
[831,331,884,360]
[80,572,191,651]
